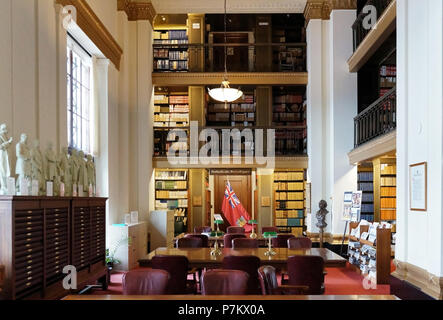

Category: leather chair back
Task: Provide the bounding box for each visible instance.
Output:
[272,234,295,248]
[185,233,209,247]
[176,237,203,248]
[151,255,189,294]
[201,269,249,295]
[222,255,261,294]
[287,237,312,249]
[287,255,325,295]
[232,238,259,249]
[122,269,170,295]
[223,234,247,248]
[227,226,245,234]
[258,265,279,295]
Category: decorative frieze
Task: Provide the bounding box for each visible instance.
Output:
[304,0,357,26]
[117,0,156,24]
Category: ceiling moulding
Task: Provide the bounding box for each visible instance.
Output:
[117,0,156,23]
[56,0,123,70]
[150,0,307,14]
[304,0,356,26]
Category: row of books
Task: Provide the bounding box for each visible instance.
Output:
[360,214,374,222]
[154,113,190,122]
[362,193,374,202]
[361,204,374,213]
[381,186,396,197]
[154,122,188,128]
[276,218,303,227]
[275,192,304,201]
[208,104,255,112]
[358,171,373,182]
[153,49,189,60]
[154,105,190,113]
[277,227,304,236]
[155,199,188,209]
[272,113,304,122]
[154,95,169,104]
[381,198,396,208]
[232,113,255,122]
[274,94,303,104]
[155,170,187,180]
[154,60,188,71]
[274,182,304,191]
[156,190,188,199]
[381,177,396,186]
[275,210,304,219]
[381,210,396,221]
[273,104,305,113]
[274,172,304,181]
[358,182,374,192]
[380,65,396,77]
[276,201,304,210]
[275,130,306,140]
[155,180,187,190]
[381,165,396,175]
[154,30,188,40]
[169,95,189,104]
[153,39,189,45]
[166,142,188,151]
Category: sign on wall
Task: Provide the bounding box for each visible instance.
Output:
[409,162,427,211]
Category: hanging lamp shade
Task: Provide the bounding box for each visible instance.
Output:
[208,80,243,103]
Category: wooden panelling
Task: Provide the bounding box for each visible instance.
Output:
[348,0,396,73]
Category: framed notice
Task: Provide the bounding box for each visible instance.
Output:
[342,191,353,221]
[409,162,427,211]
[305,183,311,213]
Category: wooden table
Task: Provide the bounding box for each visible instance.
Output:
[139,247,347,269]
[64,294,398,300]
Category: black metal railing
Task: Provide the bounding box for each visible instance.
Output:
[153,43,307,73]
[354,87,396,148]
[352,0,393,51]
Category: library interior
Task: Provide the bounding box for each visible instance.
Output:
[0,0,442,303]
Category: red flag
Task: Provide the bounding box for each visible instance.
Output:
[221,181,252,232]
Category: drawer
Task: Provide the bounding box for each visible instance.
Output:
[15,215,43,223]
[15,253,43,265]
[15,231,43,241]
[15,221,43,231]
[15,243,44,256]
[15,261,43,274]
[15,237,43,247]
[16,270,43,283]
[15,210,44,218]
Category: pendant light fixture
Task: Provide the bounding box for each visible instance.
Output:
[208,0,243,104]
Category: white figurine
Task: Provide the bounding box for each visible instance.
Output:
[78,150,88,191]
[0,124,13,195]
[70,149,80,186]
[86,154,96,194]
[58,147,72,196]
[45,142,57,182]
[30,140,45,195]
[15,133,31,192]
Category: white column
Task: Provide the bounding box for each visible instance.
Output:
[327,10,358,237]
[396,0,443,283]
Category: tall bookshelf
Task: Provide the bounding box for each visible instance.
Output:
[273,169,306,236]
[205,90,256,127]
[380,163,397,222]
[154,89,190,157]
[154,169,189,234]
[153,29,189,72]
[358,164,374,222]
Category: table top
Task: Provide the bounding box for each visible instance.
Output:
[139,247,347,267]
[64,295,398,300]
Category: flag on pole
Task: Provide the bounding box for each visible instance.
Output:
[221,181,252,232]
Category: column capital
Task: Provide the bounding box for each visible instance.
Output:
[117,0,157,25]
[304,0,356,26]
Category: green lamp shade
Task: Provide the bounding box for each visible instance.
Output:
[214,220,224,225]
[263,231,278,239]
[210,231,224,237]
[248,220,258,225]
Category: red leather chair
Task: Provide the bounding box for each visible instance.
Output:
[261,227,279,234]
[222,255,261,294]
[201,269,249,295]
[176,237,203,248]
[258,266,308,295]
[272,234,295,248]
[185,234,209,247]
[151,255,192,294]
[287,256,325,295]
[232,238,259,249]
[287,237,312,249]
[223,234,247,248]
[122,269,170,295]
[227,226,245,234]
[194,226,212,234]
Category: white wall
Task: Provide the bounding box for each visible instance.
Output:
[396,0,443,277]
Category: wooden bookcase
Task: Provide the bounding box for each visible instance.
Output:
[380,163,397,222]
[154,88,190,157]
[153,29,189,72]
[273,169,306,236]
[205,89,256,127]
[379,64,396,98]
[154,169,189,234]
[358,164,374,222]
[348,221,392,284]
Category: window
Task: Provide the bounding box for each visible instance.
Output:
[67,35,93,154]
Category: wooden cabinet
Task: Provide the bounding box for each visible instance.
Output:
[149,210,175,250]
[108,222,148,271]
[0,196,107,300]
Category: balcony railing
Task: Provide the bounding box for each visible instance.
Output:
[352,0,393,52]
[354,87,396,148]
[153,43,306,73]
[154,126,307,157]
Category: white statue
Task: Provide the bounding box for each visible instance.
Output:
[58,147,72,196]
[86,154,96,193]
[45,142,57,182]
[78,150,88,190]
[70,149,80,186]
[30,140,45,195]
[15,133,31,192]
[0,124,13,195]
